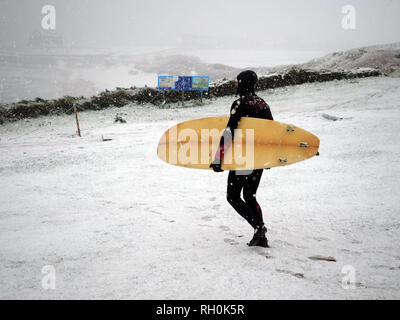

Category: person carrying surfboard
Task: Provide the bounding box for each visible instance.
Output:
[210,70,273,248]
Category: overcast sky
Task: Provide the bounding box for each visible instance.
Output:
[0,0,399,51]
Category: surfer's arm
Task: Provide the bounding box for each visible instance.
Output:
[265,102,274,120]
[211,102,242,165]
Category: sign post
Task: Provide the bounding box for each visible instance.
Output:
[73,104,81,137]
[68,103,84,137]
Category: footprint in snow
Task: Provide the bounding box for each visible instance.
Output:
[276,269,304,279]
[201,215,215,221]
[224,238,239,245]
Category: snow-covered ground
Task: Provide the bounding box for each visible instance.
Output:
[299,43,400,75]
[1,76,400,299]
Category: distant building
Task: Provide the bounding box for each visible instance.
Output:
[27,30,64,49]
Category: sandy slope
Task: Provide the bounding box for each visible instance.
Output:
[0,76,399,299]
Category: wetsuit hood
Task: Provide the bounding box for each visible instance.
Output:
[237,70,258,96]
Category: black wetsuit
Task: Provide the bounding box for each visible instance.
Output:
[214,93,273,229]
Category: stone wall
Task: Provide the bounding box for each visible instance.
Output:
[0,67,381,124]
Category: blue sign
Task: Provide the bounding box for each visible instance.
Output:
[175,76,192,90]
[158,76,209,91]
[191,76,209,91]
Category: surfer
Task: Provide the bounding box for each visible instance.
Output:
[210,70,273,248]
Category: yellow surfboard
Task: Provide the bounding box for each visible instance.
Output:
[157,117,320,170]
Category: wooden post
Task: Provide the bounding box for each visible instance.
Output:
[73,104,81,137]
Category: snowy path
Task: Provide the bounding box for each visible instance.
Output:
[0,77,400,299]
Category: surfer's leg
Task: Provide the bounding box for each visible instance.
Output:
[243,169,264,228]
[227,170,259,229]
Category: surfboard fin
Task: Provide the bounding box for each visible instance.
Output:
[298,142,308,148]
[286,125,295,132]
[278,158,287,163]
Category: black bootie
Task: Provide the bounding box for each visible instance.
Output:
[248,225,269,248]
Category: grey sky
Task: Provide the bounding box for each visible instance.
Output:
[0,0,399,50]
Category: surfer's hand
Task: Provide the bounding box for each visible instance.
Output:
[210,161,224,172]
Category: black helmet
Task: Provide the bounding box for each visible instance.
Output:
[237,70,258,96]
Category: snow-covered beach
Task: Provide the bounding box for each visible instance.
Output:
[1,76,399,299]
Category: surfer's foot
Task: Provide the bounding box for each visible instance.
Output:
[247,225,269,248]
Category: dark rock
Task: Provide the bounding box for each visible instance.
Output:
[308,255,337,262]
